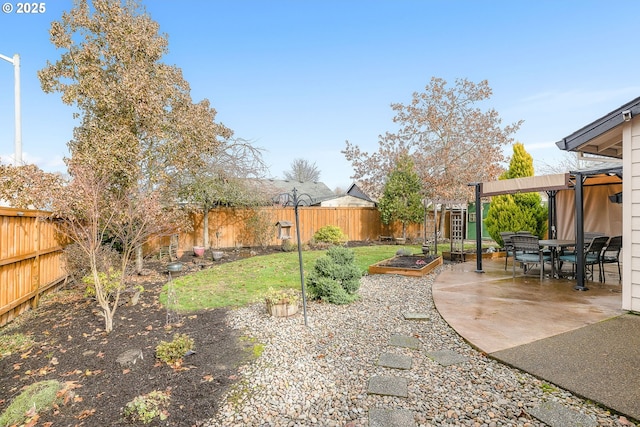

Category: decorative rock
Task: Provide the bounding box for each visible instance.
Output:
[369,408,416,427]
[116,349,143,368]
[402,312,430,321]
[367,376,408,397]
[389,334,420,349]
[378,352,412,370]
[426,349,468,366]
[529,401,598,427]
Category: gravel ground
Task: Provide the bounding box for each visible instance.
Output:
[205,266,636,427]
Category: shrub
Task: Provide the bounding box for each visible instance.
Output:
[281,239,295,252]
[312,225,347,246]
[155,333,194,366]
[306,246,362,304]
[82,267,123,301]
[122,390,170,424]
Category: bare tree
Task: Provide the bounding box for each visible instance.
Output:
[176,137,269,248]
[537,152,610,175]
[283,158,321,182]
[343,77,522,201]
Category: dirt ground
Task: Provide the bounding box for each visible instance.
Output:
[0,241,427,426]
[0,247,285,427]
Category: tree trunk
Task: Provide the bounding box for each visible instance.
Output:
[203,207,210,248]
[103,307,114,333]
[135,245,143,273]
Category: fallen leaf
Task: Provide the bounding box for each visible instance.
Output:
[76,409,96,419]
[202,374,214,382]
[122,368,131,374]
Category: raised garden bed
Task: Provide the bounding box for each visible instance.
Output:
[368,255,443,277]
[442,249,505,262]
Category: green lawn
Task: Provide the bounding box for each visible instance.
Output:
[164,242,493,312]
[164,244,421,311]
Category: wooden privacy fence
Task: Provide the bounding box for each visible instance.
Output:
[153,206,439,254]
[0,207,67,326]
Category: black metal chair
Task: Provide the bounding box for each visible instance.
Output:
[558,236,609,282]
[511,235,550,280]
[499,231,515,271]
[600,235,622,283]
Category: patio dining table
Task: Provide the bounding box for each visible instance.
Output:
[538,239,576,278]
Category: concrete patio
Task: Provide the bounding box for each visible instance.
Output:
[433,258,639,421]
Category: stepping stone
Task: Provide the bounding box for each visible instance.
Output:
[426,350,468,366]
[369,408,416,427]
[368,376,408,397]
[402,312,429,321]
[529,401,597,427]
[389,334,420,349]
[378,352,412,370]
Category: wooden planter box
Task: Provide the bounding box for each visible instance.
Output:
[266,301,299,318]
[442,250,505,262]
[368,255,443,277]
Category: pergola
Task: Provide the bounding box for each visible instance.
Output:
[473,165,622,290]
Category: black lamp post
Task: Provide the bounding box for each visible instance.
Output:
[279,188,313,326]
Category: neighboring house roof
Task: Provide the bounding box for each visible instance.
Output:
[555,95,640,159]
[346,183,375,203]
[259,179,336,205]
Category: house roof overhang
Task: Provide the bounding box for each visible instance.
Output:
[555,96,640,159]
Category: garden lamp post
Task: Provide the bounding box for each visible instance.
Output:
[0,53,21,165]
[279,187,313,326]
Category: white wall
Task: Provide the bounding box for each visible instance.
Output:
[623,118,640,311]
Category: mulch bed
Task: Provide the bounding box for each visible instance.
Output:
[376,255,440,269]
[0,241,420,426]
[0,248,280,427]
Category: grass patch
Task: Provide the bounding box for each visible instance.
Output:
[0,380,64,426]
[0,332,35,359]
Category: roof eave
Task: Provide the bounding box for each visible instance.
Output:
[556,95,640,152]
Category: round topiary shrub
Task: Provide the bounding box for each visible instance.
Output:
[306,246,362,304]
[312,225,347,246]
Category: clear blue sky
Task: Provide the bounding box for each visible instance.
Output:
[1,1,639,191]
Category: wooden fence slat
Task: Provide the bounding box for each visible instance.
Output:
[0,208,67,326]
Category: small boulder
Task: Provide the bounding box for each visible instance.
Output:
[116,349,144,368]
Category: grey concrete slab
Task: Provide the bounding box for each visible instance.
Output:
[389,334,420,349]
[368,376,408,397]
[491,314,640,422]
[402,312,429,321]
[529,401,597,427]
[369,408,416,427]
[426,350,468,366]
[378,352,412,370]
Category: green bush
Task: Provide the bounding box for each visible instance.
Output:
[306,246,362,304]
[312,225,347,245]
[122,390,170,424]
[155,333,194,365]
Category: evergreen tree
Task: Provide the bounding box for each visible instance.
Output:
[378,156,425,239]
[485,143,547,245]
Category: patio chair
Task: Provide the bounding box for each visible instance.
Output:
[511,235,551,280]
[600,235,622,283]
[499,231,515,271]
[558,236,609,282]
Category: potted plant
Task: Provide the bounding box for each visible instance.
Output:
[264,287,299,318]
[193,246,205,257]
